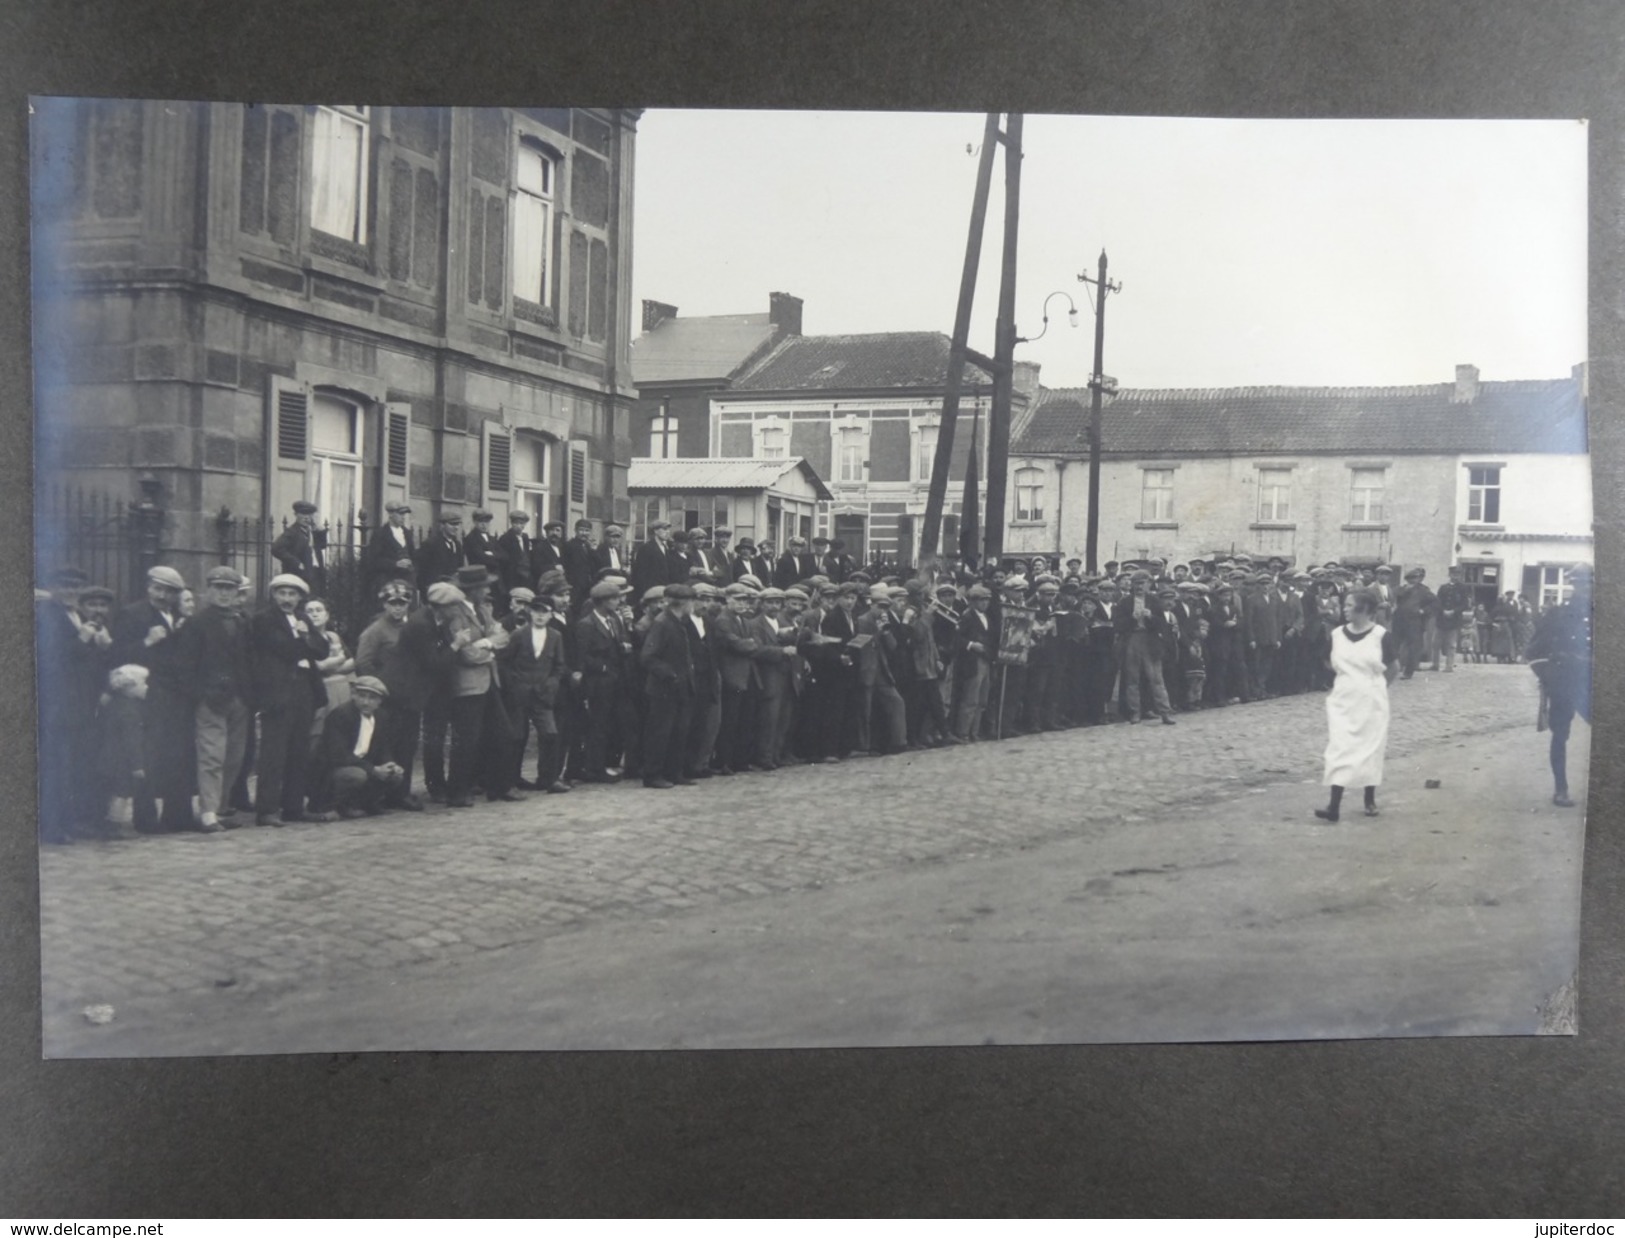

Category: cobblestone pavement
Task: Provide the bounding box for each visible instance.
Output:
[37,664,1562,1052]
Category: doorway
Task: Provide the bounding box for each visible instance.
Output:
[833,513,867,563]
[1460,560,1503,610]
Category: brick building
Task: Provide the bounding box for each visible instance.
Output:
[31,99,639,592]
[631,293,802,459]
[707,332,1033,565]
[1007,364,1591,606]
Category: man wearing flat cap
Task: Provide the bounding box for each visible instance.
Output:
[249,573,330,825]
[775,536,818,590]
[1112,570,1177,724]
[354,578,427,811]
[495,510,537,602]
[949,583,995,740]
[272,499,327,595]
[1526,563,1594,807]
[574,578,639,783]
[310,676,405,819]
[463,510,502,596]
[853,582,908,755]
[1394,567,1435,680]
[630,519,678,601]
[364,501,418,594]
[36,568,110,841]
[415,509,466,594]
[561,519,598,607]
[182,565,254,832]
[108,565,196,834]
[497,592,571,794]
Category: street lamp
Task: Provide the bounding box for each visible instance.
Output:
[1016,291,1081,345]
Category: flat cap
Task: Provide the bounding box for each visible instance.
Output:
[665,583,696,600]
[508,510,531,522]
[966,584,992,599]
[868,583,893,601]
[472,509,494,521]
[738,574,764,590]
[292,500,318,514]
[426,582,465,606]
[641,586,667,603]
[78,585,115,604]
[760,587,786,600]
[783,586,809,601]
[268,573,309,594]
[507,587,536,607]
[589,580,623,600]
[377,580,413,601]
[147,566,186,590]
[385,501,413,515]
[205,566,244,587]
[351,675,389,698]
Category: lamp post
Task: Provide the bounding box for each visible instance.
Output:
[1016,290,1081,346]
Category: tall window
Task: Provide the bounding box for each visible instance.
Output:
[1141,469,1174,522]
[649,413,678,459]
[512,141,556,306]
[1468,466,1502,523]
[514,434,552,525]
[310,106,370,242]
[1349,467,1386,522]
[1014,468,1044,522]
[1258,468,1292,521]
[838,427,865,483]
[758,425,787,459]
[310,392,364,532]
[916,425,938,482]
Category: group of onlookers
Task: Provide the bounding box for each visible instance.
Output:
[33,497,1581,843]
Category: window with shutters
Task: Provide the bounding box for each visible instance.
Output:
[310,391,364,535]
[310,106,370,243]
[569,444,587,505]
[514,433,552,525]
[385,409,409,480]
[277,387,309,460]
[512,140,556,308]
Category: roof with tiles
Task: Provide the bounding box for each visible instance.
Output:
[631,312,782,385]
[728,332,996,394]
[1012,373,1587,457]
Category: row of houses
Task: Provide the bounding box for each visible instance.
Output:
[31,100,1592,615]
[633,296,1592,609]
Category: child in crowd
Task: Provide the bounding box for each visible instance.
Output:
[98,663,150,837]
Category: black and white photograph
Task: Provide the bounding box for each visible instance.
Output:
[29,103,1591,1057]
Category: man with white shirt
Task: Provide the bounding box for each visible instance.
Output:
[311,676,405,819]
[364,501,419,594]
[498,593,572,794]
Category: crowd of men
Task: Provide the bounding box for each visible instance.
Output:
[34,500,1579,843]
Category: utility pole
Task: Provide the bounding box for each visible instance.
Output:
[982,112,1023,569]
[1078,249,1120,575]
[919,113,1000,563]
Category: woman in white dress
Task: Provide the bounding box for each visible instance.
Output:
[1317,588,1401,822]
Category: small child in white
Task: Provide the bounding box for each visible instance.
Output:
[97,664,150,837]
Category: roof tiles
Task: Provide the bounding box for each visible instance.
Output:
[730,332,995,393]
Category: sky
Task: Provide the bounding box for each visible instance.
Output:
[631,110,1587,392]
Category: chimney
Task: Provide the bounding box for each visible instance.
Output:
[1012,359,1042,407]
[1452,363,1480,404]
[769,291,803,338]
[642,299,678,333]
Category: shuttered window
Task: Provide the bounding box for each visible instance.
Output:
[386,410,409,477]
[277,387,309,459]
[486,430,512,494]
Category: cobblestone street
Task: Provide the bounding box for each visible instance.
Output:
[37,663,1585,1055]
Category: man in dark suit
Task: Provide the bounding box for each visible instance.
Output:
[630,519,678,599]
[497,592,571,793]
[774,536,817,589]
[250,573,331,825]
[271,499,327,595]
[309,676,405,818]
[828,539,857,584]
[533,519,565,582]
[595,522,631,578]
[687,528,725,581]
[463,510,502,593]
[638,584,697,788]
[414,510,465,593]
[181,565,255,832]
[712,527,739,582]
[354,578,428,810]
[572,580,638,782]
[109,564,197,835]
[495,511,537,601]
[363,501,418,593]
[684,583,725,777]
[561,519,598,605]
[714,583,765,774]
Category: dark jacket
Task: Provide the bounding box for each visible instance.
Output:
[716,609,764,692]
[640,610,696,693]
[110,599,177,670]
[395,606,460,709]
[774,552,818,589]
[497,621,568,709]
[414,530,465,592]
[1112,594,1177,640]
[271,522,326,592]
[629,538,680,597]
[561,537,597,600]
[495,528,536,593]
[249,606,329,711]
[685,614,722,703]
[463,528,502,580]
[181,603,254,709]
[317,699,397,778]
[574,608,631,678]
[362,523,417,589]
[532,537,563,580]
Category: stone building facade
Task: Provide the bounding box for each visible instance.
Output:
[1006,365,1591,603]
[31,99,639,588]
